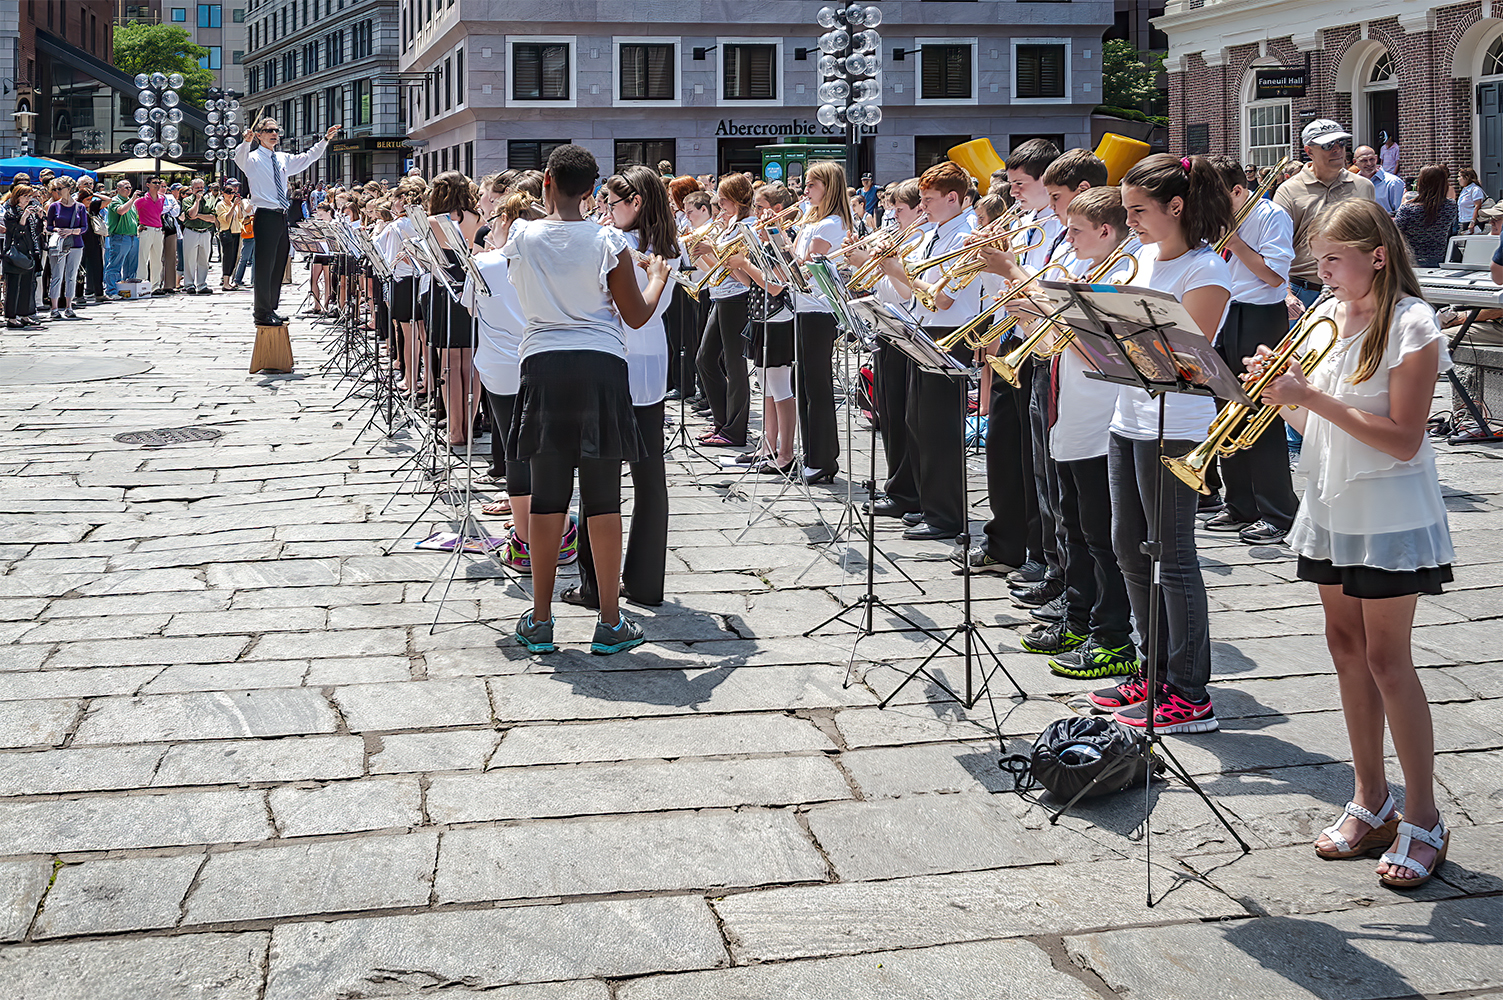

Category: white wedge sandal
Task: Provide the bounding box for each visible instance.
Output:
[1315,792,1401,860]
[1378,816,1449,889]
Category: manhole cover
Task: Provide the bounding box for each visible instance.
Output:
[113,426,225,447]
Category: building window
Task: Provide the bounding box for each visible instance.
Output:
[355,79,372,125]
[620,43,674,100]
[915,134,971,175]
[511,40,572,102]
[326,85,342,127]
[615,139,674,173]
[444,56,453,109]
[232,49,245,64]
[198,3,221,27]
[1245,101,1291,168]
[722,42,777,101]
[1013,40,1070,102]
[171,7,187,20]
[920,43,974,101]
[199,45,223,70]
[508,140,570,170]
[455,47,465,105]
[1486,36,1503,77]
[303,93,316,132]
[233,7,245,22]
[464,141,474,178]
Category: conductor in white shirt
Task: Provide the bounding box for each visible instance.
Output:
[234,118,339,325]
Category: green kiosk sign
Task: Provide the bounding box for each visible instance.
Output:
[758,143,849,184]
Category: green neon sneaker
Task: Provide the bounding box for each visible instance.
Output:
[1019,620,1088,655]
[1049,639,1139,680]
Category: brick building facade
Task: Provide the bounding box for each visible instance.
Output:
[1157,0,1503,194]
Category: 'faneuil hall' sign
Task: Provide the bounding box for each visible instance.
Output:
[715,119,880,137]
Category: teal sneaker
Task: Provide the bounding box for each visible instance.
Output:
[515,611,556,653]
[590,612,645,655]
[1050,640,1139,680]
[1019,620,1088,655]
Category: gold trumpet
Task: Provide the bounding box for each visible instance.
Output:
[1161,297,1339,494]
[628,248,699,290]
[684,234,750,295]
[846,214,930,291]
[986,242,1141,386]
[1212,153,1291,255]
[907,224,1046,310]
[936,261,1077,353]
[681,217,723,256]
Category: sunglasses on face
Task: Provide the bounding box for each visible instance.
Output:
[260,128,280,135]
[1312,139,1347,151]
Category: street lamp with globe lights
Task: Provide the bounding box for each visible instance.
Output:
[133,72,186,176]
[814,3,883,182]
[200,88,243,181]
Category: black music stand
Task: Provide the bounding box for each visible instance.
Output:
[803,271,932,679]
[1033,279,1252,904]
[831,296,1024,722]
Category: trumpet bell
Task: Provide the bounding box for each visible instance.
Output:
[1094,133,1152,185]
[948,137,1006,195]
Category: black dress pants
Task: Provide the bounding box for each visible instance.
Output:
[1217,301,1299,530]
[904,328,967,534]
[81,234,104,297]
[1058,454,1134,648]
[575,401,668,606]
[981,366,1034,566]
[1029,361,1065,581]
[252,208,289,324]
[794,311,839,472]
[875,343,917,509]
[695,291,750,443]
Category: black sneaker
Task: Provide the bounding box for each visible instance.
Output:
[949,545,1015,573]
[1203,510,1252,533]
[1050,640,1139,679]
[1019,619,1088,654]
[1239,520,1287,545]
[1006,559,1046,585]
[1011,578,1064,607]
[1030,595,1066,622]
[1196,491,1226,515]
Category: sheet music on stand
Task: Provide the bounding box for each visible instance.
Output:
[349,224,394,282]
[849,296,969,374]
[432,213,490,297]
[313,220,363,262]
[759,223,811,294]
[806,257,875,349]
[1037,279,1252,406]
[405,204,457,288]
[289,222,328,256]
[405,235,460,296]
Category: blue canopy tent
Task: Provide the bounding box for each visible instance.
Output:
[0,156,98,184]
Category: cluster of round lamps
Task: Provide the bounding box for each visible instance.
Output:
[202,88,242,163]
[815,3,884,129]
[132,72,185,159]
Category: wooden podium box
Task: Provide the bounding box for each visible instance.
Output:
[250,324,293,374]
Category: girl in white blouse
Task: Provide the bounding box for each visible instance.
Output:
[1255,198,1454,890]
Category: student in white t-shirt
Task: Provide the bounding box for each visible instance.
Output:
[568,165,680,609]
[1205,154,1299,544]
[1086,153,1235,735]
[501,145,671,657]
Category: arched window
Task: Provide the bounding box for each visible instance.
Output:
[1369,52,1396,86]
[1484,35,1503,78]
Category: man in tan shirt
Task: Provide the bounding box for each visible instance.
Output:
[1273,118,1376,308]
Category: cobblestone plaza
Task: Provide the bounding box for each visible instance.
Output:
[0,288,1500,997]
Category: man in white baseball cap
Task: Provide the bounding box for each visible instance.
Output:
[1273,118,1377,308]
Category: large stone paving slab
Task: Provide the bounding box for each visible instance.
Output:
[262,897,726,1000]
[618,939,1100,1000]
[436,809,828,903]
[73,688,339,744]
[1066,895,1503,1000]
[0,788,273,853]
[0,932,268,1000]
[34,854,205,938]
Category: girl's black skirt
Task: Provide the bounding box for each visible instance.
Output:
[1296,556,1452,599]
[508,350,643,463]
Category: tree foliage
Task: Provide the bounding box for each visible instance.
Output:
[1101,38,1165,111]
[113,23,215,105]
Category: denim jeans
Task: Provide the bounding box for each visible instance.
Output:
[1108,433,1213,701]
[48,246,83,307]
[233,237,255,286]
[104,234,138,294]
